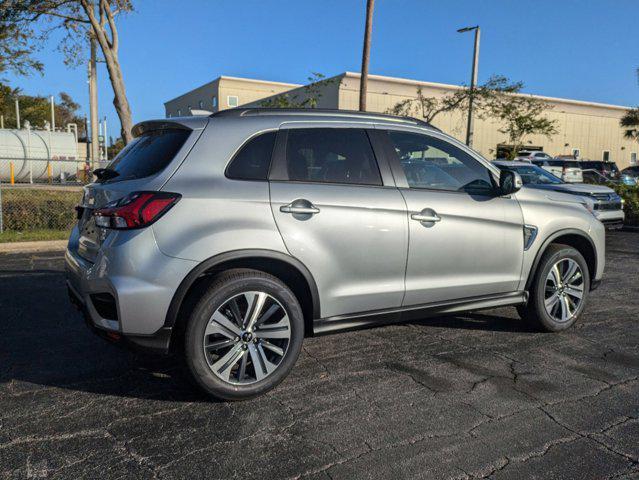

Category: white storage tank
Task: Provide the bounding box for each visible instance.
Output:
[0,127,81,182]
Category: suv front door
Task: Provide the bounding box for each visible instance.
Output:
[269,124,408,321]
[379,128,524,306]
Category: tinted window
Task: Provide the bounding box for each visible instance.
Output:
[509,165,562,184]
[226,131,276,181]
[285,128,382,186]
[563,161,580,168]
[388,131,495,194]
[105,129,190,183]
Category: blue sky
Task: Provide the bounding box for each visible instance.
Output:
[5,0,639,141]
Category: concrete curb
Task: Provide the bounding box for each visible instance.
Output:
[0,239,68,254]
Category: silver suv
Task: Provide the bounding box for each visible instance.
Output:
[66,109,605,400]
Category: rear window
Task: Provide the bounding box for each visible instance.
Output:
[563,161,580,169]
[104,129,190,183]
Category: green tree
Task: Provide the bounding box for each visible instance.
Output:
[386,75,522,124]
[260,73,337,108]
[619,67,639,145]
[484,83,559,159]
[0,20,43,78]
[107,136,125,158]
[0,82,85,135]
[1,1,135,143]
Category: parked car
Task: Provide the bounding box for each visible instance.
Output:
[579,160,621,180]
[531,158,583,183]
[66,109,606,400]
[583,168,637,186]
[515,151,553,162]
[621,166,639,183]
[494,161,624,229]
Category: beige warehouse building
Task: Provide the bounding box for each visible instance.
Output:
[164,72,638,169]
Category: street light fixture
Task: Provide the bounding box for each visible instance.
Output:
[457,25,480,147]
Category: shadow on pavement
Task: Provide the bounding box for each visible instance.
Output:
[410,311,539,333]
[1,257,534,402]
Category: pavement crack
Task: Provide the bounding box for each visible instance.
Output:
[0,429,108,450]
[539,407,638,465]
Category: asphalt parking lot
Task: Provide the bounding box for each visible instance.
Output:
[1,232,638,480]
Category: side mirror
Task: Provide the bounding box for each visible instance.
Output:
[499,169,523,195]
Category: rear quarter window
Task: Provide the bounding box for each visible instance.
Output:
[105,129,190,183]
[226,131,277,181]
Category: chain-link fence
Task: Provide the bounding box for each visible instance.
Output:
[0,157,106,239]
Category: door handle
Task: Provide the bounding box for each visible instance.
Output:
[280,200,320,215]
[411,211,441,223]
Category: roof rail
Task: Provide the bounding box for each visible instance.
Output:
[209,108,439,130]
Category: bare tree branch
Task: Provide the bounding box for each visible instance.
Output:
[102,0,119,52]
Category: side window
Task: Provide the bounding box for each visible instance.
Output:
[226,131,277,181]
[285,128,382,186]
[386,131,495,194]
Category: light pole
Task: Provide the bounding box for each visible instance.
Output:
[457,25,480,147]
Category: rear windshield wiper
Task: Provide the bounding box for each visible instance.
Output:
[93,168,120,181]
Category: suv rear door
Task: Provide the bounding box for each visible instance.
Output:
[73,119,205,263]
[269,124,408,322]
[378,127,524,305]
[561,160,583,183]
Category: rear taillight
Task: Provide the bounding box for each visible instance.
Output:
[94,191,181,229]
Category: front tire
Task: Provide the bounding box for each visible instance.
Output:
[184,269,304,400]
[518,244,590,332]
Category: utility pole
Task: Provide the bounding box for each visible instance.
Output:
[88,34,100,168]
[359,0,375,112]
[457,25,480,147]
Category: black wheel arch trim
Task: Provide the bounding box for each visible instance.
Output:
[525,228,598,291]
[163,249,321,329]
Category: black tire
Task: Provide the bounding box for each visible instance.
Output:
[518,244,590,332]
[184,268,304,400]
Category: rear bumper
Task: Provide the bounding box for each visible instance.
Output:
[65,224,198,341]
[67,281,173,354]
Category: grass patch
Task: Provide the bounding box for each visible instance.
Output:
[0,228,70,243]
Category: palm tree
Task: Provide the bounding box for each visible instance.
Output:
[621,107,639,142]
[620,68,639,142]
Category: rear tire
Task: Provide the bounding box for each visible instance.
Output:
[184,269,304,400]
[518,244,589,332]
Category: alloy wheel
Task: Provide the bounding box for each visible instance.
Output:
[202,291,291,385]
[544,258,584,322]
